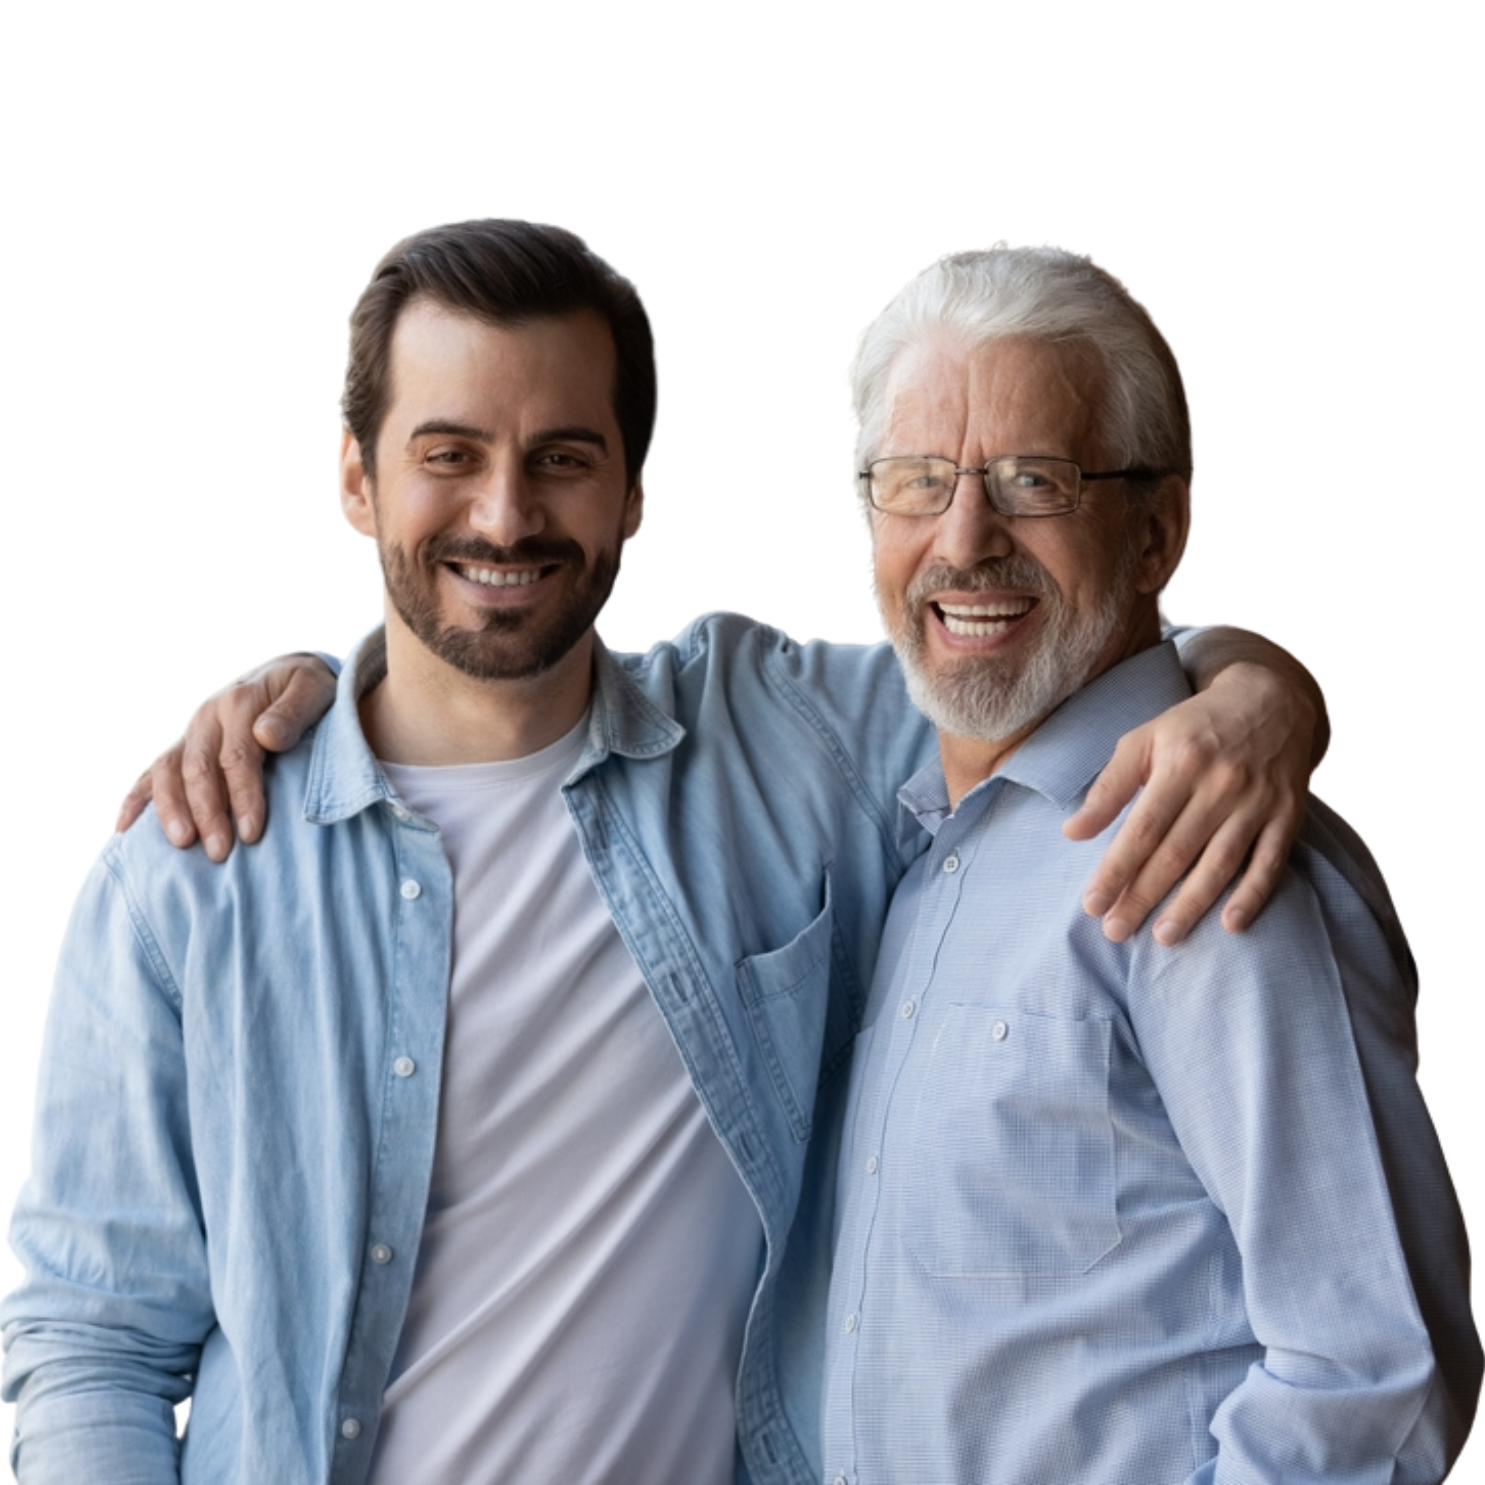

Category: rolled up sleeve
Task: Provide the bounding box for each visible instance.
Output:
[3,847,210,1482]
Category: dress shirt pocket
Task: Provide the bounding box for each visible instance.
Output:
[737,876,840,1143]
[904,1004,1121,1279]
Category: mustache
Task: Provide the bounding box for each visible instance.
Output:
[903,555,1057,607]
[422,534,585,568]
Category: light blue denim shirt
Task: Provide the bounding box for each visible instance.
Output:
[818,641,1480,1484]
[3,615,933,1485]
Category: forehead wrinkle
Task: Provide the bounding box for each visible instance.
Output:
[882,337,1105,464]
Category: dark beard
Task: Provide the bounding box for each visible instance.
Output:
[381,533,622,682]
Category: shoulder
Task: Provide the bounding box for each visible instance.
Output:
[106,734,323,928]
[619,611,926,744]
[1132,792,1416,1017]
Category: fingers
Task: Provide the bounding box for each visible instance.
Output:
[1063,737,1147,844]
[179,719,238,863]
[1081,779,1219,942]
[251,661,335,754]
[116,768,158,835]
[1219,812,1302,934]
[121,655,335,856]
[1124,809,1258,945]
[1084,774,1305,945]
[146,745,202,850]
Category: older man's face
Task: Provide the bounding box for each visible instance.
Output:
[870,336,1153,747]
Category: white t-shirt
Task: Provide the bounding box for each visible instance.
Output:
[369,721,762,1483]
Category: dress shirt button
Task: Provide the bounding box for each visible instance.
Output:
[370,1243,393,1265]
[900,998,916,1019]
[866,1155,878,1175]
[834,1474,848,1485]
[992,1020,1009,1041]
[389,802,411,822]
[400,878,422,900]
[341,1418,361,1440]
[942,853,960,873]
[393,1056,417,1078]
[844,1311,858,1333]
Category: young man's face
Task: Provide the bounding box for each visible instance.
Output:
[342,300,642,683]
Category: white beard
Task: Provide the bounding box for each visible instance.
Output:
[884,553,1130,744]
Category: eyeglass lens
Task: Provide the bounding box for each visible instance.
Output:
[867,456,1080,516]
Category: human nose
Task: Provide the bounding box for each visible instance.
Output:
[934,468,1014,568]
[468,459,545,544]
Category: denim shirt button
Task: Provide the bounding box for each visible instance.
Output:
[393,1056,416,1078]
[370,1243,393,1265]
[340,1418,361,1440]
[399,879,422,900]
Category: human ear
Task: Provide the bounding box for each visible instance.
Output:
[1131,476,1190,595]
[622,477,644,540]
[341,428,377,537]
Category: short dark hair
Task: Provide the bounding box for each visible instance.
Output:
[343,219,656,486]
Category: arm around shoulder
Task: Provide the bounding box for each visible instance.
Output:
[115,651,341,862]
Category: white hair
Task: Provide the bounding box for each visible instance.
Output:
[851,246,1191,487]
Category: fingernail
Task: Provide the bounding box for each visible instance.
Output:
[1083,891,1112,918]
[239,816,258,842]
[166,819,191,847]
[1154,919,1182,946]
[205,833,228,861]
[1103,915,1132,943]
[1225,908,1249,933]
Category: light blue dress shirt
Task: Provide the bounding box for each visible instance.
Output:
[819,642,1479,1485]
[3,617,933,1485]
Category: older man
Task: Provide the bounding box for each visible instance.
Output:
[808,247,1480,1483]
[6,221,1329,1485]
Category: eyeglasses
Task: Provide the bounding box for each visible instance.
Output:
[858,455,1162,518]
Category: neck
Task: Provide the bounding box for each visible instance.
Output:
[938,604,1162,808]
[359,609,596,765]
[938,724,1038,809]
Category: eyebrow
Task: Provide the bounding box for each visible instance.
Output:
[406,420,609,453]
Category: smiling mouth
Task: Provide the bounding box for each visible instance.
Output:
[934,597,1036,637]
[453,563,553,588]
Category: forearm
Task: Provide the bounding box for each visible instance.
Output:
[4,855,207,1484]
[1174,623,1329,768]
[8,1366,184,1482]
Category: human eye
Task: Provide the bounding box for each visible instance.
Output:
[532,446,600,479]
[1005,463,1054,490]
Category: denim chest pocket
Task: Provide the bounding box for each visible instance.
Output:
[904,1004,1120,1279]
[736,877,844,1143]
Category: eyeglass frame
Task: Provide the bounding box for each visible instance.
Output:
[857,454,1168,519]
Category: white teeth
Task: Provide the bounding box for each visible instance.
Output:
[460,566,541,587]
[937,599,1033,637]
[938,599,1033,617]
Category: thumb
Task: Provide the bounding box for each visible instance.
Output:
[251,663,336,752]
[1063,736,1140,843]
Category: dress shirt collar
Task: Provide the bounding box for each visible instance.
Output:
[898,640,1191,835]
[301,629,687,825]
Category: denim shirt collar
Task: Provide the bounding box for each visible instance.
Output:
[898,640,1190,834]
[301,630,687,825]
